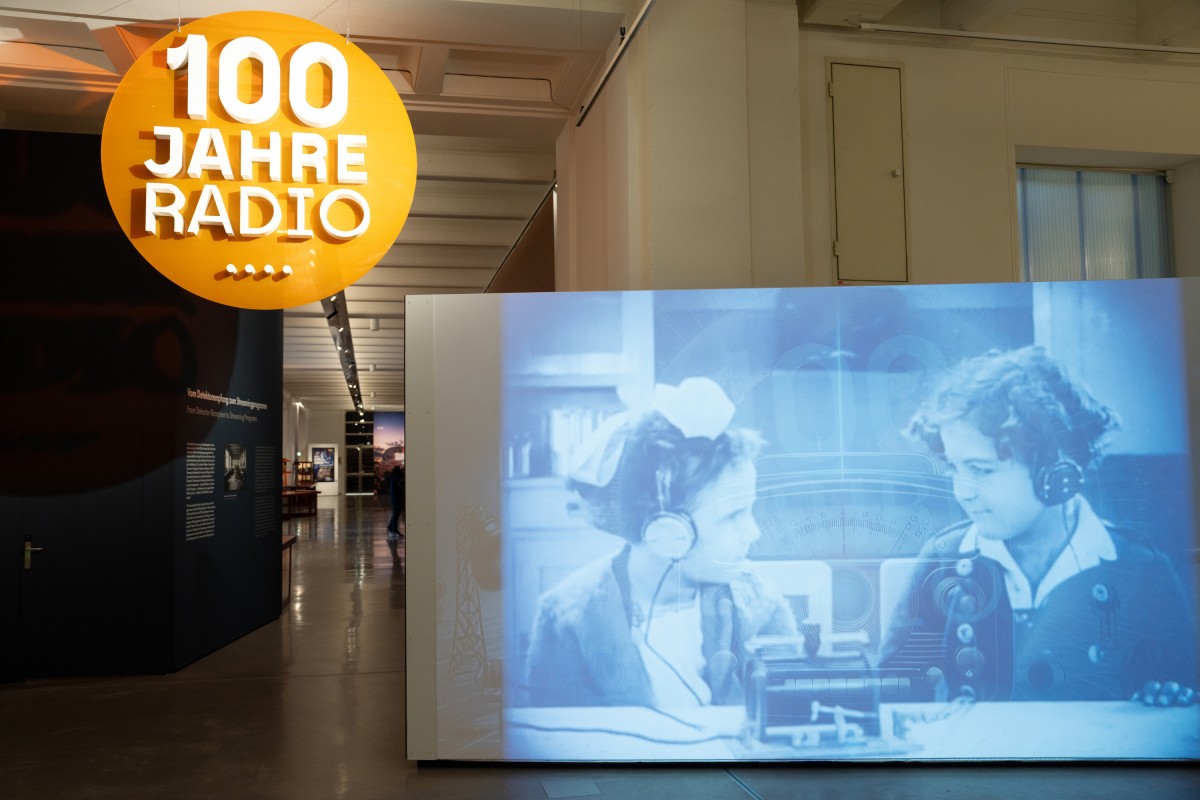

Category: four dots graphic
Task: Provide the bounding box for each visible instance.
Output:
[224,263,293,278]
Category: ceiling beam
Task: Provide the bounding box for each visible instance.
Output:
[941,0,1026,32]
[801,0,907,26]
[414,44,450,94]
[1138,0,1200,46]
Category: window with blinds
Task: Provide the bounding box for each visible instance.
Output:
[1017,166,1173,281]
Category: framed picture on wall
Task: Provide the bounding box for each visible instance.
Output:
[311,446,336,482]
[374,411,405,492]
[224,443,246,492]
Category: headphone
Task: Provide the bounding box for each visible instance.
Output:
[639,468,706,706]
[641,468,697,561]
[1033,459,1083,506]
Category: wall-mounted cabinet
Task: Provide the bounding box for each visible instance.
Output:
[829,61,909,283]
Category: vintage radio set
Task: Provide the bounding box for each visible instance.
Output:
[741,552,1014,750]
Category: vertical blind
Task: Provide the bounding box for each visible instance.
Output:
[1017,167,1172,281]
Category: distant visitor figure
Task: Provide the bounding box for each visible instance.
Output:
[386,464,405,567]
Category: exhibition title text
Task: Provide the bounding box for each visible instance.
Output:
[188,387,269,411]
[142,34,370,242]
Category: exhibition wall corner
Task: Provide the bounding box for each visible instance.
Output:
[0,129,283,680]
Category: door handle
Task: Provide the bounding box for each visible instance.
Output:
[23,536,45,570]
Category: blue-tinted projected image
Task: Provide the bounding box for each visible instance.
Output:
[499,280,1199,761]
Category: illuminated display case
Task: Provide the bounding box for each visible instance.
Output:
[293,461,313,486]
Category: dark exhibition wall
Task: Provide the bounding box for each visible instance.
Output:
[0,130,283,681]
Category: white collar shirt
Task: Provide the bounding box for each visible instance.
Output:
[959,498,1118,610]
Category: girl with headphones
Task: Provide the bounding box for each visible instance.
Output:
[902,346,1195,703]
[523,378,798,708]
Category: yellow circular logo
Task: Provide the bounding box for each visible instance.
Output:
[101,11,416,310]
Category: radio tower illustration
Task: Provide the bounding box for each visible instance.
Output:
[449,505,501,679]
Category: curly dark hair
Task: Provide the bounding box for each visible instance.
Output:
[570,412,764,542]
[906,346,1119,474]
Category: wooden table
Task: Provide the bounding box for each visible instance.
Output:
[281,487,318,518]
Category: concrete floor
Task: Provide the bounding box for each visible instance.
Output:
[1,495,1196,799]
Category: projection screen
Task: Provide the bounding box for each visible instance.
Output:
[406,279,1200,762]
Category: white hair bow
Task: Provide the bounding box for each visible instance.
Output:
[568,377,736,488]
